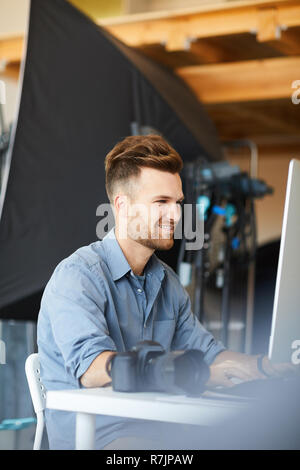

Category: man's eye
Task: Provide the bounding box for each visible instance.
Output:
[155,200,183,206]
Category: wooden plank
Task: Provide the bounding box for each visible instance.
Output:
[99,1,300,50]
[189,33,282,64]
[138,32,284,71]
[257,7,280,41]
[176,56,300,103]
[2,2,300,60]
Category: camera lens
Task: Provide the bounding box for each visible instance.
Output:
[174,350,210,396]
[144,350,210,395]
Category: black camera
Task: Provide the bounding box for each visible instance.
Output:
[110,340,210,396]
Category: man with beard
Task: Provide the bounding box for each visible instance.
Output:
[37,134,290,450]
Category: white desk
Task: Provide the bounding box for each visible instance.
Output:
[46,387,248,450]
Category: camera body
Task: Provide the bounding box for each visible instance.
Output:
[111,340,210,396]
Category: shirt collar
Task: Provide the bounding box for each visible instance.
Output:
[102,226,165,282]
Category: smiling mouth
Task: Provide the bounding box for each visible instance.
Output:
[158,224,174,233]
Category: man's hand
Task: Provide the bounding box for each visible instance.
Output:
[206,350,266,389]
[206,350,300,389]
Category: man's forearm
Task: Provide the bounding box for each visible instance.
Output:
[80,350,117,388]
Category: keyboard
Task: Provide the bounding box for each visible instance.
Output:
[215,377,292,399]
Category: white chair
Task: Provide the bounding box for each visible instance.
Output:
[25,353,46,450]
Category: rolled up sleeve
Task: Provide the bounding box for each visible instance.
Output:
[171,286,226,365]
[41,260,117,383]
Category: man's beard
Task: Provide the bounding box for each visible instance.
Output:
[128,221,175,251]
[136,235,174,251]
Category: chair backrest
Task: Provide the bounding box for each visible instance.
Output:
[25,353,46,414]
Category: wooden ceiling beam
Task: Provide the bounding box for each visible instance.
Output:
[2,3,300,62]
[256,7,280,42]
[176,56,300,103]
[99,1,300,51]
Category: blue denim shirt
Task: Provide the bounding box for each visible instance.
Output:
[37,227,225,449]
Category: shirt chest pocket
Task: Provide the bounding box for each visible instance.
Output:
[152,319,176,351]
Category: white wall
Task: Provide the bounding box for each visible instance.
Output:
[0,0,29,37]
[227,152,293,246]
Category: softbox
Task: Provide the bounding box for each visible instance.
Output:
[0,0,223,320]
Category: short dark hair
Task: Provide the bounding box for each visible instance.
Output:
[105,134,183,204]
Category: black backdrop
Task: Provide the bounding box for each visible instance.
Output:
[0,0,223,320]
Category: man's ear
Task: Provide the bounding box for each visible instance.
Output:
[114,194,129,218]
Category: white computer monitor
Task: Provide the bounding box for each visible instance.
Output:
[268,159,300,363]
